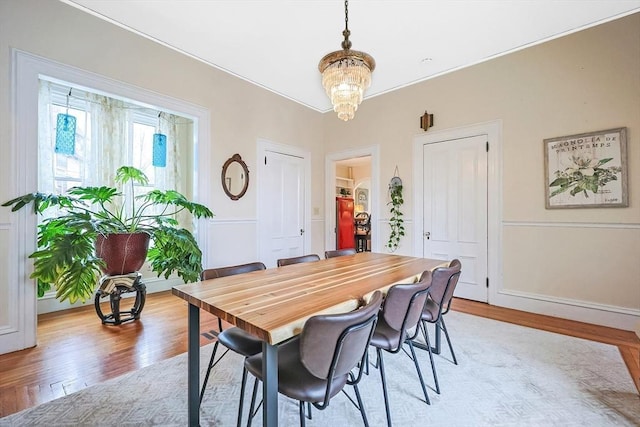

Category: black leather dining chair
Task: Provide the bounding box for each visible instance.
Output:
[413,259,462,395]
[324,248,357,258]
[199,262,266,427]
[244,291,384,426]
[277,254,321,266]
[369,272,433,427]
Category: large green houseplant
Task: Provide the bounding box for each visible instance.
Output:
[2,166,213,303]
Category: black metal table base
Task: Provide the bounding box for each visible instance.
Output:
[94,278,146,325]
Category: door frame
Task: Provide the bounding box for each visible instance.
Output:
[413,120,502,304]
[257,139,312,264]
[325,146,380,253]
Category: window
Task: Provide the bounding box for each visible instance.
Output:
[41,81,189,198]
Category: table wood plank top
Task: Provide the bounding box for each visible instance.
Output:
[173,252,446,345]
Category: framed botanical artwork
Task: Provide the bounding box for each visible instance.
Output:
[544,127,628,209]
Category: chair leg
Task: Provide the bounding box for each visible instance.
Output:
[247,378,260,427]
[353,383,370,427]
[440,317,458,365]
[237,368,248,427]
[298,401,306,427]
[407,339,430,405]
[421,321,440,394]
[200,342,231,403]
[376,348,392,427]
[200,341,220,404]
[363,349,370,375]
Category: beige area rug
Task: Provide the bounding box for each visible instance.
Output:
[1,312,638,426]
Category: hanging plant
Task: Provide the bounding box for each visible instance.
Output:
[387,174,405,252]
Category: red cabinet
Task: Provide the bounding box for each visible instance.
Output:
[336,197,355,250]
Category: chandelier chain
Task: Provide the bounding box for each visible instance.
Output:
[342,0,352,50]
[344,0,349,32]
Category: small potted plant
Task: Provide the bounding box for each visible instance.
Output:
[2,166,213,303]
[386,179,405,252]
[339,188,351,197]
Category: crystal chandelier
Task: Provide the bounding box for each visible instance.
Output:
[318,0,375,121]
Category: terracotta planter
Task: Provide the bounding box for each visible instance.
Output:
[95,233,150,276]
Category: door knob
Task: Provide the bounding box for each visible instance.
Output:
[424,231,430,240]
[300,229,305,235]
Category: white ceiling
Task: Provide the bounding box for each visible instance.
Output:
[64,0,640,113]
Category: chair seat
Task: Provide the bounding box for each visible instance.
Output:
[218,327,263,357]
[369,316,401,351]
[245,337,348,403]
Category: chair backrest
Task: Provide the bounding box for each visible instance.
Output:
[324,248,357,259]
[200,262,266,280]
[423,259,462,317]
[441,259,462,314]
[277,254,320,267]
[381,271,433,351]
[300,291,383,383]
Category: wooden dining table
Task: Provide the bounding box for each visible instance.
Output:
[172,252,447,427]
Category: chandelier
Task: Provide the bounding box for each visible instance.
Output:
[318,0,375,121]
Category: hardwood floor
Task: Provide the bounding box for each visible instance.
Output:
[0,291,638,418]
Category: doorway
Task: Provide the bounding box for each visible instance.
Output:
[326,146,380,253]
[413,121,502,305]
[422,134,488,301]
[257,139,311,268]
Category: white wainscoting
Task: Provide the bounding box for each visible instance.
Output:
[494,220,640,331]
[378,219,414,256]
[0,225,16,333]
[310,218,326,258]
[203,218,259,268]
[204,217,329,267]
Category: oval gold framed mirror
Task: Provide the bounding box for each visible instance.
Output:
[221,153,249,200]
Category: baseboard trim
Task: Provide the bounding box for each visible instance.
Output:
[503,220,640,229]
[37,276,181,314]
[492,289,639,331]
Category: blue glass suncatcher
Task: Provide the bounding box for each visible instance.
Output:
[152,133,167,167]
[55,113,76,155]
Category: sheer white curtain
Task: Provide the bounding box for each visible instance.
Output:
[38,80,184,193]
[37,81,55,193]
[88,91,127,187]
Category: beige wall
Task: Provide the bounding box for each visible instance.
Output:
[323,14,640,321]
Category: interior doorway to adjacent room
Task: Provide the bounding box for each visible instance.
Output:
[327,151,377,253]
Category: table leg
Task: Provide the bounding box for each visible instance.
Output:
[263,341,278,426]
[188,303,200,426]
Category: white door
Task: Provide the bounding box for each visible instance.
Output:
[259,150,306,268]
[422,135,488,302]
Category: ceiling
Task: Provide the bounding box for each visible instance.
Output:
[63,1,640,113]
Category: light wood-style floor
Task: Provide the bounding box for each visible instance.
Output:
[0,291,638,418]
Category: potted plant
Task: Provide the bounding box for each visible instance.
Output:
[2,166,213,303]
[386,182,405,252]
